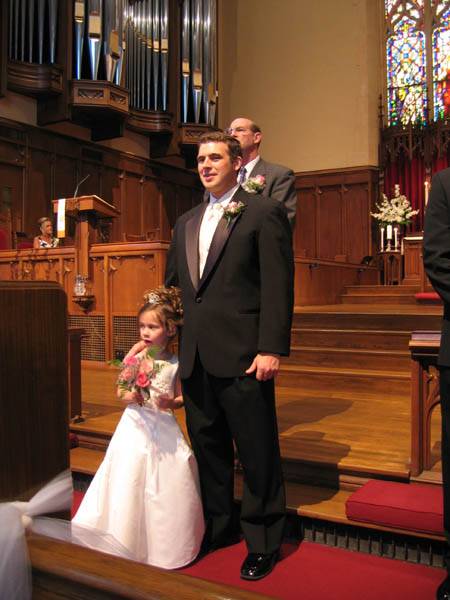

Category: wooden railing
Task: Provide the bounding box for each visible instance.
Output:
[29,533,271,600]
[0,242,169,362]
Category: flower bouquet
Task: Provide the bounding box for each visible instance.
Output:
[370,185,419,251]
[114,346,161,405]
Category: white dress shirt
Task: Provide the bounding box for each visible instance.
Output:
[238,156,261,183]
[198,185,239,277]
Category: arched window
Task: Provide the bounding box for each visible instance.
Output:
[432,1,450,120]
[385,0,450,125]
[385,1,427,126]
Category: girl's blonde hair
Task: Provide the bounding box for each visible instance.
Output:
[138,286,183,338]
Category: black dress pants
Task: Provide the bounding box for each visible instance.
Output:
[182,354,286,555]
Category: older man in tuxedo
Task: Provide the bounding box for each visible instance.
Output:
[226,117,297,229]
[424,166,450,600]
[165,132,294,580]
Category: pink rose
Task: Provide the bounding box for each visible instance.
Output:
[136,372,150,388]
[123,355,138,366]
[119,367,133,382]
[254,175,265,184]
[139,358,154,376]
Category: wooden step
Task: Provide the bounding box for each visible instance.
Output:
[343,285,420,295]
[291,328,412,350]
[71,446,104,475]
[277,365,411,396]
[292,309,442,331]
[341,294,419,305]
[285,346,410,371]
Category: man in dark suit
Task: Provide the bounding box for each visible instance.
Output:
[165,132,294,580]
[423,167,450,600]
[226,117,297,228]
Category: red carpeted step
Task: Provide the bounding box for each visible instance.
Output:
[415,292,442,303]
[72,490,84,519]
[345,479,444,535]
[181,540,445,600]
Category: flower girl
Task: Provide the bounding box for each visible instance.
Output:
[73,287,205,569]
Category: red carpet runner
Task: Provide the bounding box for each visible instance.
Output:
[72,491,445,599]
[181,541,445,599]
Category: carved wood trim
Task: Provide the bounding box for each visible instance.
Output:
[7,60,63,97]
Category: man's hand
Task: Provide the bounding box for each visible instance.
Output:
[245,353,280,381]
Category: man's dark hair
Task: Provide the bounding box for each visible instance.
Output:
[198,132,243,162]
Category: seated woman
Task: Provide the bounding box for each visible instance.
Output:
[33,217,59,249]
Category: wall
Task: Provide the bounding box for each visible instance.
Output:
[218,0,383,172]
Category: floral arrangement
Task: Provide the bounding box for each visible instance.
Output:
[242,175,266,194]
[370,184,419,226]
[223,200,245,225]
[115,347,161,404]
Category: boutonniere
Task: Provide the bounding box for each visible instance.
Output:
[242,175,266,194]
[222,201,246,225]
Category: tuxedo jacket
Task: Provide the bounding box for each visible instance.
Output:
[165,187,294,379]
[248,158,297,229]
[423,167,450,366]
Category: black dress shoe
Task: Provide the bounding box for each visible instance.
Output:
[437,576,450,600]
[240,551,279,580]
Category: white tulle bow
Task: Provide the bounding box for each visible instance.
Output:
[0,470,133,600]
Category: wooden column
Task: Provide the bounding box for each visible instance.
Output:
[409,331,441,482]
[0,280,69,501]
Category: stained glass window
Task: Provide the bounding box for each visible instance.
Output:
[432,1,450,119]
[385,1,450,125]
[385,1,427,126]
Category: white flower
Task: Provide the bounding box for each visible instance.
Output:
[370,186,419,225]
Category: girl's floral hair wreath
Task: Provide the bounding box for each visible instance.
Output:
[142,286,184,321]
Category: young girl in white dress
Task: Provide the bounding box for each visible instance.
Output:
[73,286,205,569]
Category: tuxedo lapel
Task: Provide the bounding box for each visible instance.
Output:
[198,189,248,290]
[185,202,207,290]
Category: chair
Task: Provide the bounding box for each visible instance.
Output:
[14,231,34,249]
[0,228,8,250]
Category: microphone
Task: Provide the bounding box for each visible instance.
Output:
[73,173,90,199]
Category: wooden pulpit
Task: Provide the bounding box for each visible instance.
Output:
[52,195,120,279]
[0,281,69,501]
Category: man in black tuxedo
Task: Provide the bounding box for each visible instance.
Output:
[424,167,450,600]
[165,132,294,580]
[226,117,297,229]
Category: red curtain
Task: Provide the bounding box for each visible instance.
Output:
[383,147,450,232]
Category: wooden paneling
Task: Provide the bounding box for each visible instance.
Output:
[295,167,378,262]
[294,259,378,306]
[0,242,169,361]
[0,117,202,247]
[0,281,68,501]
[293,167,379,304]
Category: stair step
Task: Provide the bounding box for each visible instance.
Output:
[277,365,410,396]
[293,310,442,331]
[341,294,419,305]
[343,285,419,295]
[71,446,104,475]
[291,328,412,350]
[286,346,410,370]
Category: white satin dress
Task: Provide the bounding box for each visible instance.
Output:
[72,356,205,569]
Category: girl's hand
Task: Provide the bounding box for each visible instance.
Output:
[124,341,147,362]
[156,394,183,410]
[118,388,144,406]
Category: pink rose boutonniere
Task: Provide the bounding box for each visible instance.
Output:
[242,175,266,194]
[222,200,245,226]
